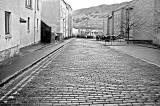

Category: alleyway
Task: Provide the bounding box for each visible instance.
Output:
[1,39,160,106]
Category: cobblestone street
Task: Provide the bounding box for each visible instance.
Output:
[1,39,160,106]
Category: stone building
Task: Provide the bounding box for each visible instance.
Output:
[107,0,160,45]
[0,0,42,64]
[131,0,160,45]
[113,7,126,37]
[42,0,73,41]
[106,3,132,38]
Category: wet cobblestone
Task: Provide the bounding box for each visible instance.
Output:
[1,39,160,106]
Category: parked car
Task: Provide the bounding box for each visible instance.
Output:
[77,34,87,38]
[96,35,102,41]
[104,36,117,42]
[86,34,94,39]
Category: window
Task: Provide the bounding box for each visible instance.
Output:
[37,0,39,10]
[37,18,39,31]
[26,0,32,9]
[5,11,11,34]
[27,17,30,32]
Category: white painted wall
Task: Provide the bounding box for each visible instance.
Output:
[0,0,20,52]
[19,0,42,48]
[42,0,72,39]
[42,0,60,32]
[60,0,67,36]
[65,8,69,38]
[131,0,155,40]
[0,0,42,63]
[73,28,78,36]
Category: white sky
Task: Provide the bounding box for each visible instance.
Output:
[65,0,132,10]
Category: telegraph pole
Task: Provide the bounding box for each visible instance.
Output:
[112,11,114,36]
[126,7,133,44]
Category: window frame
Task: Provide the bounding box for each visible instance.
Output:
[26,0,32,9]
[5,11,11,35]
[37,18,39,32]
[37,0,39,11]
[27,17,30,33]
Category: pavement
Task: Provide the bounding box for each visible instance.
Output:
[0,39,74,86]
[98,40,160,68]
[1,38,160,106]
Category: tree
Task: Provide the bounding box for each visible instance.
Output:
[120,8,146,43]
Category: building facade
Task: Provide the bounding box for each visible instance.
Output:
[0,0,42,64]
[131,0,160,44]
[19,0,42,48]
[42,0,72,40]
[67,4,73,38]
[0,0,20,64]
[106,0,160,45]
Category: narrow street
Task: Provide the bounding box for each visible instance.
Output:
[1,39,160,106]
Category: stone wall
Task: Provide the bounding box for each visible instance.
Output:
[107,0,160,44]
[131,0,155,40]
[0,46,19,65]
[153,0,160,44]
[114,9,123,36]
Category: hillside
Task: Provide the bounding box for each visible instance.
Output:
[73,2,130,29]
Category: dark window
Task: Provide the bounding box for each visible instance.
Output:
[28,17,30,32]
[37,18,39,31]
[5,11,11,34]
[26,0,32,9]
[37,0,39,10]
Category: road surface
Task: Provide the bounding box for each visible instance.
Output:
[0,39,160,106]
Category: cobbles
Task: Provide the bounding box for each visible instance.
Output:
[1,39,160,106]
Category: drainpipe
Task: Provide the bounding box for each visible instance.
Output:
[33,0,36,44]
[112,11,114,36]
[107,15,109,35]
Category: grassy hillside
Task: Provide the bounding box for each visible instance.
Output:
[73,2,130,29]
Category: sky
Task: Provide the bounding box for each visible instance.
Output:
[65,0,132,10]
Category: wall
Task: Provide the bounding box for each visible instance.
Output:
[42,0,72,40]
[65,7,69,38]
[0,0,20,64]
[153,0,160,44]
[60,0,67,38]
[68,5,73,37]
[103,19,108,35]
[113,9,122,36]
[131,0,155,40]
[42,0,60,33]
[107,0,158,43]
[19,0,42,48]
[108,17,113,35]
[73,28,78,36]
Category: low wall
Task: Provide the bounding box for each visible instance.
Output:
[0,46,19,66]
